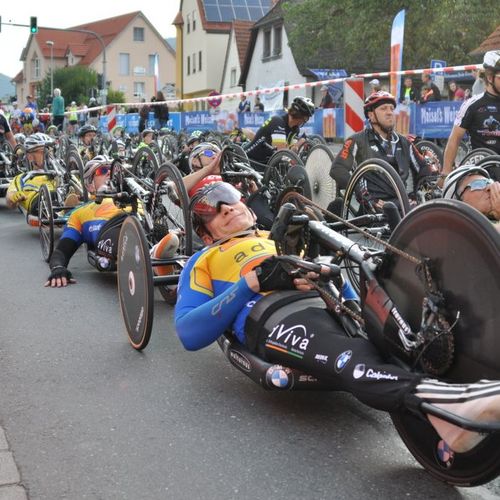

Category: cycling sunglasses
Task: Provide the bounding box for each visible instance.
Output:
[194,149,217,160]
[94,166,111,177]
[190,182,242,222]
[458,177,493,198]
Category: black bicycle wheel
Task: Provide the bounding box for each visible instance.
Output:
[117,216,154,350]
[131,145,160,180]
[381,200,500,485]
[39,184,54,263]
[459,147,495,166]
[342,158,410,294]
[415,140,443,173]
[475,154,500,182]
[152,162,193,304]
[304,144,337,208]
[66,148,88,202]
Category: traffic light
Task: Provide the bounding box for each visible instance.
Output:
[97,73,103,88]
[30,17,38,34]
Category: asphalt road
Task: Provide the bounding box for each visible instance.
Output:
[0,200,499,500]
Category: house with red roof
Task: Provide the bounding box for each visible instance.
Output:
[15,11,175,105]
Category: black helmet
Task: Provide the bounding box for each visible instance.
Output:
[289,96,315,118]
[78,124,97,137]
[364,91,397,118]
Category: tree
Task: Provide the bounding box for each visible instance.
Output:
[106,89,125,105]
[283,0,500,73]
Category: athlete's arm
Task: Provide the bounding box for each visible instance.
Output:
[443,125,467,176]
[330,137,356,189]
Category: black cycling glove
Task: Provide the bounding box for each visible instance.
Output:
[254,256,296,292]
[47,265,73,282]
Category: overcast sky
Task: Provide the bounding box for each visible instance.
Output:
[0,1,180,77]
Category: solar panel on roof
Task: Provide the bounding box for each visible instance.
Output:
[202,0,272,22]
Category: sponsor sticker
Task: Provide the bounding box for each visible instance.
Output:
[314,354,328,364]
[228,349,251,372]
[334,350,352,373]
[265,365,294,389]
[266,323,313,360]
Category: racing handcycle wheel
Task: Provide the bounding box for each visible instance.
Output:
[459,147,495,166]
[475,154,500,182]
[131,145,160,180]
[341,158,410,294]
[39,183,55,262]
[414,140,443,172]
[379,200,500,486]
[66,148,88,202]
[151,162,193,304]
[304,144,337,209]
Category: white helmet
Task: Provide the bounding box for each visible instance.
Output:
[188,142,221,171]
[83,155,113,184]
[443,165,490,200]
[483,50,500,71]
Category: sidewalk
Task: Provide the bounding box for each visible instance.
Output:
[0,428,27,500]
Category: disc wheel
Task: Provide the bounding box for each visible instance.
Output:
[304,144,337,208]
[132,145,160,180]
[117,216,154,350]
[381,200,500,486]
[415,140,443,173]
[39,184,54,262]
[66,148,88,202]
[341,158,410,294]
[151,162,193,304]
[459,147,495,166]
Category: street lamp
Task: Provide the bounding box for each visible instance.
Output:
[46,40,54,97]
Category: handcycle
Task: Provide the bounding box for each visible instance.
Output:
[116,189,500,486]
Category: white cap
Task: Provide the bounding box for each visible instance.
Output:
[369,79,380,86]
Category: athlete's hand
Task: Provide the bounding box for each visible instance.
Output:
[45,266,76,288]
[10,191,26,205]
[489,181,500,220]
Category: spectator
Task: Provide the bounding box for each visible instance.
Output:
[25,94,38,113]
[138,98,150,133]
[464,88,472,100]
[237,94,251,113]
[369,79,382,93]
[399,77,417,104]
[153,91,169,129]
[472,69,485,96]
[319,85,335,108]
[78,104,88,128]
[448,81,465,101]
[51,88,65,132]
[68,101,78,135]
[254,96,264,112]
[420,74,441,103]
[88,97,100,128]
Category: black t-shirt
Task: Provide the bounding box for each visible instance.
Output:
[245,113,298,167]
[0,113,12,137]
[454,91,500,153]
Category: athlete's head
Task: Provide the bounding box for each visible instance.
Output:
[83,155,113,193]
[288,96,315,127]
[189,180,255,245]
[364,91,397,134]
[24,133,53,169]
[483,50,500,95]
[78,124,97,145]
[188,142,221,172]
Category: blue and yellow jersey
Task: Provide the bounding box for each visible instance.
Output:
[175,232,276,349]
[61,198,126,248]
[7,172,57,214]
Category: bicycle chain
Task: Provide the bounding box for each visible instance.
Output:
[284,192,422,265]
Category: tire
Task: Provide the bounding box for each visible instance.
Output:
[475,154,500,182]
[415,140,443,173]
[459,147,495,166]
[342,159,410,295]
[131,145,160,180]
[151,163,193,304]
[263,150,307,211]
[381,200,500,486]
[304,144,337,208]
[66,148,88,202]
[117,216,154,350]
[39,184,54,263]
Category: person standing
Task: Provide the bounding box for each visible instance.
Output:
[153,91,169,129]
[138,98,150,133]
[420,74,441,103]
[319,85,334,108]
[68,101,78,135]
[253,96,264,112]
[51,88,65,131]
[238,94,251,113]
[399,77,417,104]
[88,97,100,129]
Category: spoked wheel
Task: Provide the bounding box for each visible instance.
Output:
[39,184,54,262]
[304,144,337,209]
[342,158,410,294]
[459,147,495,166]
[415,140,443,173]
[263,150,308,211]
[475,154,500,182]
[379,200,500,486]
[229,143,251,167]
[66,148,88,202]
[117,216,154,350]
[151,162,193,304]
[132,146,160,180]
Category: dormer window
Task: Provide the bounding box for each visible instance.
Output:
[133,27,144,41]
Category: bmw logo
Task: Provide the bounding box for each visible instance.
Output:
[335,350,352,373]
